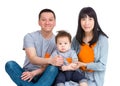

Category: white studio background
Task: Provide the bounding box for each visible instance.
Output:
[0,0,119,86]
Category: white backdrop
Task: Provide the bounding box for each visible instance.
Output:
[0,0,120,86]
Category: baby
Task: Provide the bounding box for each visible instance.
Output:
[51,30,88,86]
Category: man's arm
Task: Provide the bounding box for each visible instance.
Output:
[25,47,63,66]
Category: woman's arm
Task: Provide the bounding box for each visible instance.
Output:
[86,36,109,71]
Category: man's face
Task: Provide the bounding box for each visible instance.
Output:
[39,12,56,32]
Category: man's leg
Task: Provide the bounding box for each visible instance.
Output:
[34,65,58,86]
[5,60,33,86]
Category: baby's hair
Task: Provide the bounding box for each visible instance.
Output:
[55,30,71,43]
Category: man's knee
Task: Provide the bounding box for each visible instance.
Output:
[5,60,16,71]
[47,65,58,72]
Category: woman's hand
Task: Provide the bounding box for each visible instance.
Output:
[74,61,87,69]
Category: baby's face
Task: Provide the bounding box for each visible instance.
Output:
[56,37,71,53]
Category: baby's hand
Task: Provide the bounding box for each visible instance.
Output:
[70,63,77,67]
[68,63,78,70]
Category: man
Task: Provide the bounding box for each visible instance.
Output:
[5,8,63,86]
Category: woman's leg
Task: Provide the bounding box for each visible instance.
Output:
[34,65,58,86]
[5,60,33,86]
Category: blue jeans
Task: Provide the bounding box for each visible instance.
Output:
[5,60,58,86]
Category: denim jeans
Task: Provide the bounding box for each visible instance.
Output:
[5,60,58,86]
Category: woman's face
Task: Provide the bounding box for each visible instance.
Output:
[81,15,94,33]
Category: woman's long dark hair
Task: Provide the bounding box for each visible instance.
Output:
[76,7,108,46]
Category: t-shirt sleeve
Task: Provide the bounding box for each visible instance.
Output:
[23,33,34,50]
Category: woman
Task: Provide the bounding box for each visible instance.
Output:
[72,7,108,86]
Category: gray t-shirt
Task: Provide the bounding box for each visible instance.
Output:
[23,30,56,71]
[51,49,78,65]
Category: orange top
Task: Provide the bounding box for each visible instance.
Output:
[78,43,96,72]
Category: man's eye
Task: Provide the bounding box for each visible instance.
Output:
[49,19,54,21]
[41,19,46,21]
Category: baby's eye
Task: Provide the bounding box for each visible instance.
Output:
[65,43,67,45]
[59,43,62,45]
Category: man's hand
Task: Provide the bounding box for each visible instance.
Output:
[21,71,34,82]
[49,55,64,66]
[21,67,45,82]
